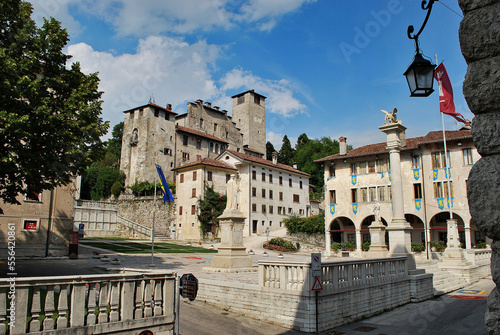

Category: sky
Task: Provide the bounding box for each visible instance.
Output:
[29,0,470,150]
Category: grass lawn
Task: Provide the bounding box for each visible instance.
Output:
[80,240,217,254]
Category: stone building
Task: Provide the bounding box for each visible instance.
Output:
[120,90,267,186]
[0,181,77,257]
[173,150,311,241]
[315,128,483,255]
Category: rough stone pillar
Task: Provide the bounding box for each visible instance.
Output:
[459,0,500,333]
[380,122,415,270]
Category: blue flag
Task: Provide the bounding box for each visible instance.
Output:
[155,164,174,203]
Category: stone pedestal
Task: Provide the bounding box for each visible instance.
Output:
[439,219,468,268]
[208,209,253,272]
[367,220,388,258]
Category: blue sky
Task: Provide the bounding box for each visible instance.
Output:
[30,0,469,149]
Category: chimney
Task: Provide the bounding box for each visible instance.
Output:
[205,102,211,108]
[166,104,172,111]
[293,162,298,169]
[213,106,220,111]
[460,120,472,130]
[272,151,278,165]
[339,137,347,156]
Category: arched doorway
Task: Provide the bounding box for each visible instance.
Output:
[405,214,425,243]
[329,217,355,245]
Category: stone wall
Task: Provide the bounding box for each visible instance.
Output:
[459,1,500,333]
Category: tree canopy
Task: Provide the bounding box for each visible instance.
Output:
[0,0,108,212]
[266,141,275,161]
[278,135,295,166]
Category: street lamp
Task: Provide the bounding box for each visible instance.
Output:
[404,0,438,97]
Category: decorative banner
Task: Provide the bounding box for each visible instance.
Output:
[352,203,358,214]
[415,199,422,211]
[413,169,420,181]
[437,197,445,210]
[445,167,451,179]
[433,169,438,181]
[388,171,391,181]
[447,197,454,208]
[379,172,384,179]
[434,62,466,124]
[327,176,333,182]
[330,204,335,215]
[351,175,357,185]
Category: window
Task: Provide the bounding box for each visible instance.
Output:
[262,220,265,226]
[193,171,197,181]
[433,182,443,198]
[414,184,422,199]
[278,206,283,215]
[196,139,202,149]
[183,135,188,146]
[300,181,303,189]
[329,164,335,177]
[279,192,283,201]
[252,171,256,180]
[378,186,385,202]
[25,186,41,202]
[262,173,266,181]
[192,188,196,197]
[432,151,448,169]
[412,156,421,169]
[369,187,376,201]
[262,205,266,213]
[463,148,473,165]
[209,142,214,152]
[388,185,392,201]
[179,206,183,215]
[262,189,266,198]
[329,190,336,204]
[254,95,260,105]
[207,171,213,181]
[444,181,454,197]
[226,174,231,183]
[153,109,158,117]
[377,158,389,172]
[368,161,376,173]
[191,205,196,215]
[269,174,273,183]
[182,152,190,161]
[351,189,358,203]
[293,194,300,203]
[200,118,204,128]
[214,123,218,131]
[359,161,367,174]
[139,109,144,117]
[289,178,292,187]
[269,190,273,199]
[299,209,304,215]
[163,148,172,156]
[180,174,184,183]
[351,163,358,175]
[237,95,244,104]
[361,187,368,202]
[226,131,229,138]
[252,187,256,197]
[269,206,274,214]
[252,204,257,212]
[288,208,292,214]
[279,176,283,185]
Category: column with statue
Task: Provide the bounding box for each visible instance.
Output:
[367,202,388,258]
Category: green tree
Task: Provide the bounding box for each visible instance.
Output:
[81,165,125,201]
[266,141,275,161]
[278,135,295,166]
[0,0,108,212]
[295,133,309,151]
[197,183,226,238]
[106,122,123,162]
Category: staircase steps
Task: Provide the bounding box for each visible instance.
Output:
[417,261,469,296]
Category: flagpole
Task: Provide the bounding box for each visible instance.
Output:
[151,154,157,266]
[436,54,453,221]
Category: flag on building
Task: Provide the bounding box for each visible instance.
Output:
[155,164,174,203]
[330,204,335,215]
[434,63,466,124]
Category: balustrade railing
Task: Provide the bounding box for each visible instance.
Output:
[0,273,175,335]
[465,248,492,265]
[259,257,408,292]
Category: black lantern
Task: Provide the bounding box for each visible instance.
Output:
[405,0,438,97]
[404,52,436,97]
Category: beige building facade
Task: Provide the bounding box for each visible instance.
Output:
[173,150,311,241]
[315,128,482,253]
[120,90,267,186]
[0,181,77,257]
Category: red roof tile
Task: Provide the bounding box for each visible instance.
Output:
[172,158,237,171]
[314,130,472,163]
[226,150,310,177]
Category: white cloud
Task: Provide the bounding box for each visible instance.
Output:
[266,131,285,150]
[221,68,307,117]
[66,36,221,129]
[30,0,83,36]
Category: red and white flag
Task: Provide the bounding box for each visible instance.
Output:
[434,63,466,124]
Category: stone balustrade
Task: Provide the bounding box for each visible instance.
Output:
[0,272,175,335]
[258,256,408,292]
[465,249,492,266]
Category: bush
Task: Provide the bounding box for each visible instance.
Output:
[411,242,425,253]
[331,242,342,252]
[362,241,370,251]
[264,237,297,252]
[110,180,123,198]
[341,241,356,251]
[474,241,487,249]
[430,241,446,252]
[282,212,324,234]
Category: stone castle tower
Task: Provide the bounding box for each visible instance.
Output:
[120,90,267,186]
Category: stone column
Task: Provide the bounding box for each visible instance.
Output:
[459,1,500,333]
[355,228,362,256]
[325,224,332,257]
[465,226,472,250]
[379,121,415,270]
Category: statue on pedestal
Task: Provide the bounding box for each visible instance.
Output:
[225,174,239,211]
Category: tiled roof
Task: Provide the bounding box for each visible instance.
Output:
[123,103,177,115]
[314,130,472,163]
[226,150,310,177]
[243,147,265,155]
[176,125,228,143]
[172,158,237,172]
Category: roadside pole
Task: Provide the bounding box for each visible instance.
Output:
[175,276,181,335]
[311,253,323,334]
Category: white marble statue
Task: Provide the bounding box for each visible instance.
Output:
[373,201,381,222]
[381,108,398,124]
[225,174,239,210]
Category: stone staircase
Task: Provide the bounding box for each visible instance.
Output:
[416,260,470,296]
